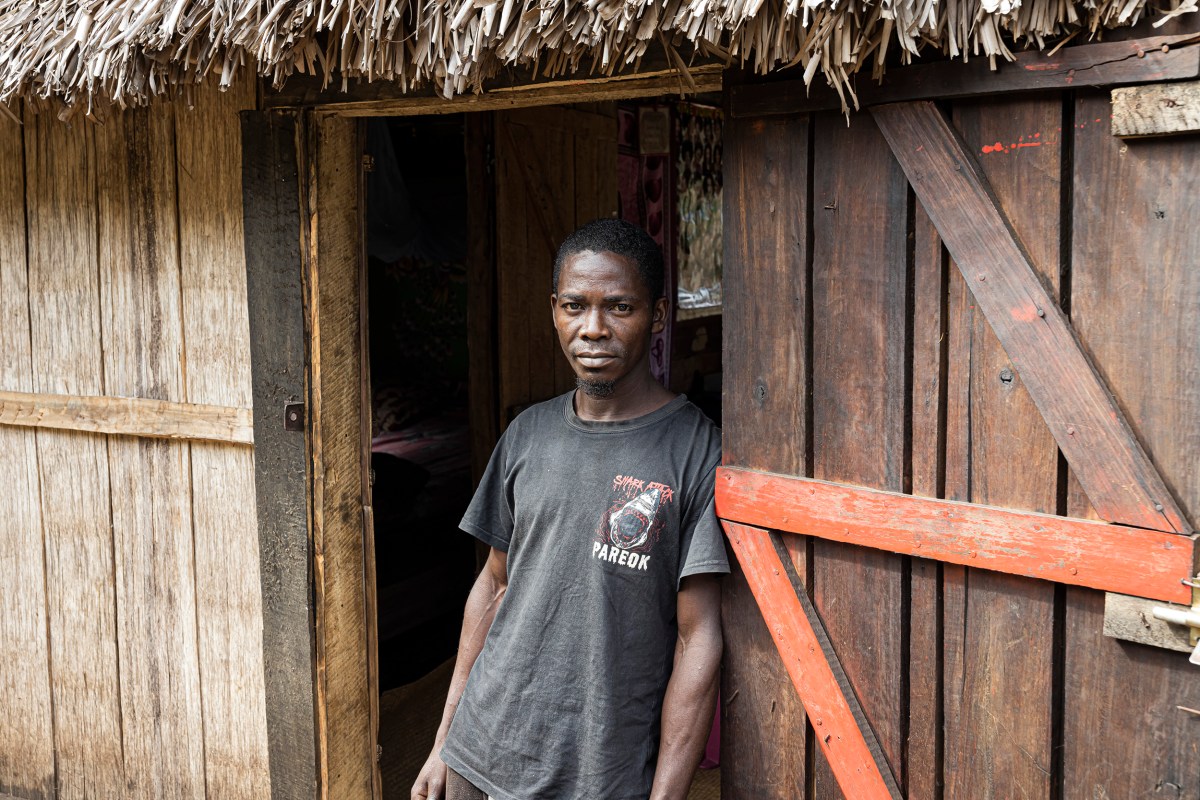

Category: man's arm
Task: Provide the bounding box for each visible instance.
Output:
[411,546,509,800]
[649,573,723,800]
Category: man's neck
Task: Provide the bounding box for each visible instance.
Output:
[573,371,676,422]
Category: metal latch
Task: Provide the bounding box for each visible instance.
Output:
[284,402,305,431]
[1152,576,1200,665]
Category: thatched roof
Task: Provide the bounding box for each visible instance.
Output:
[1,0,1194,114]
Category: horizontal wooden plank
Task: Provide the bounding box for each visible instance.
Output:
[274,65,722,116]
[1103,592,1195,653]
[0,389,253,444]
[716,467,1195,604]
[723,521,901,800]
[732,34,1200,117]
[1112,79,1200,136]
[872,100,1191,535]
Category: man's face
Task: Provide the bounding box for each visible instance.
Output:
[552,250,667,397]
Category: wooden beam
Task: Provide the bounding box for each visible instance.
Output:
[270,65,722,116]
[731,34,1200,117]
[716,467,1195,604]
[723,521,902,800]
[871,100,1191,535]
[1112,79,1200,137]
[0,389,253,444]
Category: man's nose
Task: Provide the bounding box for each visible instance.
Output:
[580,308,608,339]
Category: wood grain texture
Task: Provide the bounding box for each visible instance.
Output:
[872,100,1188,534]
[731,34,1200,117]
[1111,79,1200,137]
[940,97,1062,800]
[0,390,253,444]
[96,104,206,800]
[0,103,56,800]
[25,108,124,800]
[724,523,901,800]
[241,109,319,800]
[272,67,722,116]
[715,468,1192,603]
[719,110,810,800]
[810,109,908,799]
[178,76,272,800]
[907,204,943,800]
[312,112,373,800]
[494,105,617,422]
[1102,593,1194,654]
[465,113,499,483]
[1062,90,1200,800]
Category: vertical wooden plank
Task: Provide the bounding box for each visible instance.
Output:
[720,112,809,800]
[95,104,205,799]
[312,113,373,800]
[25,111,124,799]
[494,113,532,424]
[177,77,272,800]
[907,206,943,800]
[495,105,618,421]
[1062,91,1200,800]
[466,114,499,482]
[941,97,1062,800]
[241,109,319,800]
[0,104,56,800]
[810,109,908,799]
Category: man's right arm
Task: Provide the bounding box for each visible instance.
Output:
[411,546,509,800]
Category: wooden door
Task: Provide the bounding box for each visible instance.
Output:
[493,105,618,426]
[719,90,1198,800]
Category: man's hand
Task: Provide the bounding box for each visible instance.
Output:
[411,750,447,800]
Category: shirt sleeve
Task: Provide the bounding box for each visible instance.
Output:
[459,428,515,552]
[677,464,730,586]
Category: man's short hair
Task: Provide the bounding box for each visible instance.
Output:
[553,219,665,302]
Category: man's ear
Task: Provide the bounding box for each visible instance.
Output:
[550,293,559,325]
[651,296,669,335]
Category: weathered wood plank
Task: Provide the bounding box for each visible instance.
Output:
[941,97,1062,800]
[268,65,722,115]
[872,100,1190,534]
[810,109,908,799]
[724,523,901,800]
[465,113,499,483]
[0,103,56,800]
[311,113,374,800]
[906,203,943,800]
[0,390,253,444]
[25,106,124,800]
[731,34,1200,117]
[241,109,319,800]
[1062,90,1200,800]
[178,76,273,800]
[96,103,207,800]
[719,109,810,800]
[1112,79,1200,137]
[716,468,1193,604]
[1101,593,1194,654]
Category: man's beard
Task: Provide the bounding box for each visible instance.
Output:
[576,377,616,398]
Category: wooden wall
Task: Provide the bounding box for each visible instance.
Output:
[0,79,272,800]
[722,89,1199,799]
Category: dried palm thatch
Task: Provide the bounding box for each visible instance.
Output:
[0,0,1194,115]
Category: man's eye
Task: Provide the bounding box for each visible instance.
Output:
[564,302,582,311]
[614,304,632,313]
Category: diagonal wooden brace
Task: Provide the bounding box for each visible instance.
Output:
[722,521,903,800]
[871,100,1190,535]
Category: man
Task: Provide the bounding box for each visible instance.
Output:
[412,219,726,800]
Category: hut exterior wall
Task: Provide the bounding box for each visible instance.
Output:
[721,88,1200,799]
[0,78,272,800]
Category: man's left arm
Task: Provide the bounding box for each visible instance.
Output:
[649,572,723,800]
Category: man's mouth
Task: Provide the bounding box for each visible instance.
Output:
[575,352,617,367]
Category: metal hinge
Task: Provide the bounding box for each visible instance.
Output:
[1152,576,1200,665]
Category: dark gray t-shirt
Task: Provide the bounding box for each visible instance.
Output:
[441,391,728,800]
